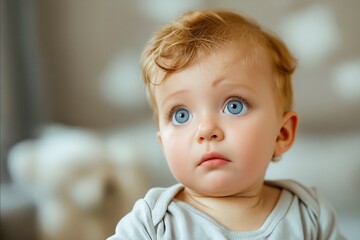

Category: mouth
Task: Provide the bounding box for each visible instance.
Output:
[198,152,231,167]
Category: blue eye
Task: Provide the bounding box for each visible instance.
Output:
[224,99,248,115]
[172,108,191,125]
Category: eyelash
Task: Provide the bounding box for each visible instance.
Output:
[225,95,251,109]
[166,104,186,122]
[165,95,251,122]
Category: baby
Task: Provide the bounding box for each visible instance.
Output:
[108,10,344,239]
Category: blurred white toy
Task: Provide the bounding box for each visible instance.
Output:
[7,124,148,240]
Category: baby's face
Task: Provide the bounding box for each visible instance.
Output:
[155,45,283,197]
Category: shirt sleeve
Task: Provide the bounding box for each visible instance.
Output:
[106,199,156,240]
[314,189,346,240]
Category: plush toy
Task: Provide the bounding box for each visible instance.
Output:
[7,124,149,240]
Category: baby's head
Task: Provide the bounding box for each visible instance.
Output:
[141,10,297,120]
[141,10,299,195]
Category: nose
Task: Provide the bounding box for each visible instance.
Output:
[195,119,224,143]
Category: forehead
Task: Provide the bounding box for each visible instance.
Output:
[153,44,274,103]
[153,43,272,88]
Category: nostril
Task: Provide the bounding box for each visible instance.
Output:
[196,125,224,143]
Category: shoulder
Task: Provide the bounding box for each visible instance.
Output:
[267,179,345,240]
[143,183,184,224]
[107,184,183,240]
[267,179,320,213]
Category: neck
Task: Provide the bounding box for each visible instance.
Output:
[185,186,263,209]
[175,184,281,231]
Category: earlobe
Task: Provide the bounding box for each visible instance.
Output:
[274,111,298,157]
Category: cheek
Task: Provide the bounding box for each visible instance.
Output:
[230,119,278,161]
[160,130,191,179]
[160,129,180,158]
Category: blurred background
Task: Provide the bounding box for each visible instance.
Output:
[1,0,359,239]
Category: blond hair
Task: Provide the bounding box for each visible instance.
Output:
[141,10,296,120]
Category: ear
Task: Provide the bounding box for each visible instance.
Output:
[156,131,164,151]
[274,111,298,156]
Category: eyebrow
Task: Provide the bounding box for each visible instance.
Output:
[159,89,189,109]
[212,77,228,87]
[212,77,257,94]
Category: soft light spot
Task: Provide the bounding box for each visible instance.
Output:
[332,60,360,101]
[138,0,204,22]
[280,5,340,66]
[100,51,147,109]
[39,200,66,235]
[69,174,104,210]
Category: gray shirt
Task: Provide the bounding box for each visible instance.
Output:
[107,180,345,239]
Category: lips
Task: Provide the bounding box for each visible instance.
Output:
[198,152,230,167]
